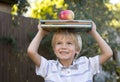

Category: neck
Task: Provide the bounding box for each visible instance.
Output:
[59,59,73,67]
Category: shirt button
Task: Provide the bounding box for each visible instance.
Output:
[67,71,70,73]
[67,70,71,74]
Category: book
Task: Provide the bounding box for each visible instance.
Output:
[40,20,92,32]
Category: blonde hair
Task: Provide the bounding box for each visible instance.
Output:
[51,29,82,56]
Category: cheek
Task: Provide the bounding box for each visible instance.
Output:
[53,44,61,50]
[53,46,58,53]
[70,45,76,50]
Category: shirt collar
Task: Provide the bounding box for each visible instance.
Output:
[56,59,78,70]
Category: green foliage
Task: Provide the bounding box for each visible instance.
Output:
[0,36,19,53]
[0,36,16,45]
[116,65,120,76]
[40,32,55,58]
[11,0,29,15]
[17,0,29,15]
[105,3,120,33]
[0,0,18,4]
[27,0,67,19]
[103,60,116,74]
[27,32,36,42]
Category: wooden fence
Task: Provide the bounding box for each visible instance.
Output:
[0,12,46,82]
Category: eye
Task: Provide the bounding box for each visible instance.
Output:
[67,42,73,45]
[56,42,62,45]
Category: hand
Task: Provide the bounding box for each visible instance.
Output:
[88,21,97,34]
[37,23,49,36]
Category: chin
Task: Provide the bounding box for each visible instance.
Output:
[58,56,72,61]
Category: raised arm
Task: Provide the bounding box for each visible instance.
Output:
[27,23,48,67]
[89,21,113,65]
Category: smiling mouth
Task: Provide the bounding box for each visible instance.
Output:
[59,51,69,55]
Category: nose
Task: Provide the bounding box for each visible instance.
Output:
[61,43,67,49]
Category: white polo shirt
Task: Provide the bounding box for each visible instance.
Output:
[36,56,100,82]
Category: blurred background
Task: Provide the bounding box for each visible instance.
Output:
[0,0,120,82]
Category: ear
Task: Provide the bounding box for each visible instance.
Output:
[75,50,80,59]
[76,49,80,55]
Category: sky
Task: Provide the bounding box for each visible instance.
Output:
[109,0,120,4]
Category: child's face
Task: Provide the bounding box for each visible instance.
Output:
[53,34,79,61]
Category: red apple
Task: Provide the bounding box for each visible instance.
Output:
[59,10,74,20]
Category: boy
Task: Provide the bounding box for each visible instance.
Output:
[27,21,113,82]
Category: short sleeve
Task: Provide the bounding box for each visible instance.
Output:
[35,56,49,78]
[89,55,100,75]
